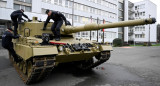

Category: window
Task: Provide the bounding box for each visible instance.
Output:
[42,8,47,14]
[140,12,142,16]
[90,7,93,13]
[113,5,117,9]
[74,15,78,22]
[93,8,95,14]
[137,27,139,31]
[110,4,113,9]
[98,10,101,15]
[65,0,68,7]
[25,0,32,3]
[143,26,145,31]
[135,34,145,38]
[21,5,25,10]
[65,13,69,18]
[78,16,82,23]
[25,6,31,12]
[118,2,123,9]
[101,0,105,6]
[69,14,72,19]
[97,0,101,4]
[14,4,20,10]
[42,0,46,2]
[142,4,145,9]
[118,10,123,17]
[74,3,78,10]
[135,13,137,17]
[20,0,25,2]
[143,12,145,16]
[78,32,80,35]
[135,27,137,31]
[14,3,32,12]
[142,34,145,38]
[92,32,95,38]
[135,34,137,38]
[59,0,62,6]
[118,18,123,21]
[106,2,109,7]
[140,34,142,38]
[137,5,139,9]
[95,9,97,14]
[69,1,72,8]
[0,1,7,8]
[83,5,85,12]
[54,0,58,5]
[135,6,137,10]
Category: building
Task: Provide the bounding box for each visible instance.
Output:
[118,0,124,41]
[118,0,134,44]
[127,1,135,44]
[74,0,118,43]
[0,0,33,36]
[118,0,157,44]
[157,24,160,43]
[0,0,118,43]
[134,0,157,43]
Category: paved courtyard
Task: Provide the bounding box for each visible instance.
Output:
[0,42,160,86]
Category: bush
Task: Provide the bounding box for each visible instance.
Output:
[143,42,148,46]
[143,42,152,46]
[113,38,122,47]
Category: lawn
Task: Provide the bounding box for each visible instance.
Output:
[129,43,160,47]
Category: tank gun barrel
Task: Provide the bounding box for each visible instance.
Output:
[62,18,156,34]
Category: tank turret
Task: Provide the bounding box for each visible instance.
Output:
[18,17,156,37]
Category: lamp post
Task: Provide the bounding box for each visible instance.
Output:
[148,14,151,46]
[90,16,92,40]
[97,17,99,42]
[72,0,74,26]
[133,32,135,46]
[103,19,105,43]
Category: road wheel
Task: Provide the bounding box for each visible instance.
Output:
[27,61,33,77]
[23,62,27,74]
[20,61,24,70]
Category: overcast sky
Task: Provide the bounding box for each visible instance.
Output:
[129,0,160,24]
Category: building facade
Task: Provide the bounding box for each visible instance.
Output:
[118,0,157,44]
[0,0,118,43]
[133,0,157,43]
[118,0,134,43]
[118,0,124,41]
[73,0,118,43]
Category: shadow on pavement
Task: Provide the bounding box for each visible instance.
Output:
[52,63,96,77]
[0,40,2,49]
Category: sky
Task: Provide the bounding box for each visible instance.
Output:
[129,0,160,24]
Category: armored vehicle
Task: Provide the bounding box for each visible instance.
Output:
[9,17,156,84]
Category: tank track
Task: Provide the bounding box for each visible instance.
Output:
[79,51,110,70]
[9,55,55,85]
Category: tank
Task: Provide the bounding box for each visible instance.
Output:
[9,17,156,84]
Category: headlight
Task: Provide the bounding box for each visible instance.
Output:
[59,46,63,52]
[96,45,99,49]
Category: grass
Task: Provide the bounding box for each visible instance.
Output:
[129,45,143,47]
[152,43,160,46]
[129,43,160,47]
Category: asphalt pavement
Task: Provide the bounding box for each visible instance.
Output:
[0,45,160,86]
